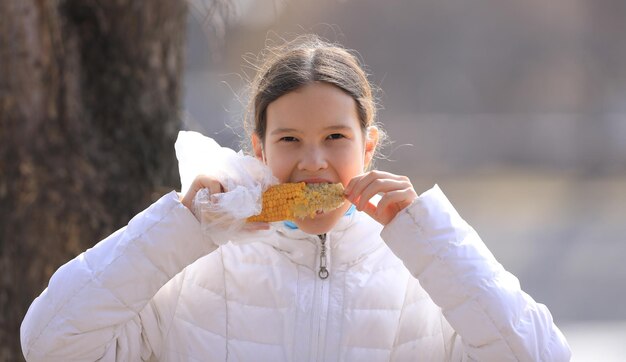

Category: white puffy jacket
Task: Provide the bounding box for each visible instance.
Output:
[21,185,570,361]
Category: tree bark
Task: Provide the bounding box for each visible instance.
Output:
[0,0,187,359]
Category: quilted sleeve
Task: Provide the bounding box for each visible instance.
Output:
[20,191,218,361]
[380,185,571,361]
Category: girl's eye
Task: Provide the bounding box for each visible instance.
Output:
[327,133,346,140]
[280,136,298,142]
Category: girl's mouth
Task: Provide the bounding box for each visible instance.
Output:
[299,178,332,185]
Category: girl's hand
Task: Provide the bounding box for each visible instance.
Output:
[344,171,418,225]
[180,175,270,231]
[180,175,225,212]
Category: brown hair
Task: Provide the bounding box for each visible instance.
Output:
[244,35,382,147]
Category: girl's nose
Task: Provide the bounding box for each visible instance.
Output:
[297,145,328,171]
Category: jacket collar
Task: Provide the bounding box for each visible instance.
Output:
[261,209,385,270]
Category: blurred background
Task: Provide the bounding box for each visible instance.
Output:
[183,0,626,360]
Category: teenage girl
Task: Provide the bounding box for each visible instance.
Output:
[21,35,570,361]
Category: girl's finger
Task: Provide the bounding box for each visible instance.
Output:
[345,171,381,202]
[181,175,225,210]
[346,170,406,201]
[374,188,417,218]
[195,175,225,194]
[361,200,378,219]
[355,178,411,211]
[344,174,364,196]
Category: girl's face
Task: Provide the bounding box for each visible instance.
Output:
[253,82,378,235]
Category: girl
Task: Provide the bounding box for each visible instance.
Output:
[21,35,570,361]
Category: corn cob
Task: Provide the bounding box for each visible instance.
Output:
[247,182,345,222]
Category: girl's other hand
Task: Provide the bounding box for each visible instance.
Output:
[180,176,271,231]
[180,175,225,212]
[344,171,418,225]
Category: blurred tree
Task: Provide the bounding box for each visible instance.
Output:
[0,0,190,359]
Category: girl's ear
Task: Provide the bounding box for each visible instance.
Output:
[364,126,379,169]
[251,133,265,162]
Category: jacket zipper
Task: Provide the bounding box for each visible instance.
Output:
[318,233,329,279]
[311,233,330,361]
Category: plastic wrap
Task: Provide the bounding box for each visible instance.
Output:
[175,131,277,245]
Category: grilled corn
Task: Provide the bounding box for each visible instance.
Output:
[247,182,345,222]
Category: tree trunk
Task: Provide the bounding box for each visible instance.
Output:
[0,0,187,359]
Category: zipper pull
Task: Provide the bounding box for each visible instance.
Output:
[318,234,329,279]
